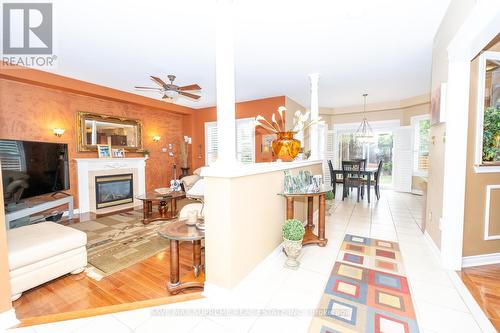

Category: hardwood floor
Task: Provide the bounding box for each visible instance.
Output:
[459,264,500,331]
[13,209,204,322]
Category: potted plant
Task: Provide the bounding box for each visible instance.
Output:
[282,219,305,268]
[142,149,150,159]
[325,190,334,215]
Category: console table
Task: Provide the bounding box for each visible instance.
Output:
[5,195,74,229]
[279,185,332,247]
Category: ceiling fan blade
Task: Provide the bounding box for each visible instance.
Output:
[134,86,162,90]
[179,91,201,100]
[150,76,169,89]
[178,84,201,91]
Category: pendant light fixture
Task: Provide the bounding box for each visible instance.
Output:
[355,93,375,143]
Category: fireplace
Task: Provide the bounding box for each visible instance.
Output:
[95,174,134,209]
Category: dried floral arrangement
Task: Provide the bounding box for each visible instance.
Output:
[254,106,324,133]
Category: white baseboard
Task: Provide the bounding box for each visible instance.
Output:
[0,309,20,330]
[462,252,500,268]
[424,230,441,261]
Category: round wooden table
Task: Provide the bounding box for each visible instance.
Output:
[158,219,205,294]
[279,185,332,247]
[136,191,185,224]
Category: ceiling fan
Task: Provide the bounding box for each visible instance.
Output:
[134,75,201,100]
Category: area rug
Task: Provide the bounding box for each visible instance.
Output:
[308,234,420,333]
[69,209,177,278]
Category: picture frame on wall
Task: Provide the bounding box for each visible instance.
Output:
[430,82,447,126]
[97,144,112,158]
[111,148,126,158]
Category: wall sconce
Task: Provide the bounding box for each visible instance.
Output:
[53,128,65,137]
[152,135,161,142]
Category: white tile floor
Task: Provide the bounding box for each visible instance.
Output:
[8,190,496,333]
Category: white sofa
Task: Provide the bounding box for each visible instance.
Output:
[7,222,87,301]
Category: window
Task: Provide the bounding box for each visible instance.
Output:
[475,51,500,170]
[204,118,255,164]
[411,115,430,176]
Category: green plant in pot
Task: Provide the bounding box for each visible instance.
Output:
[325,190,334,215]
[142,149,150,159]
[282,219,305,268]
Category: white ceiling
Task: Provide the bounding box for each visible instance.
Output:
[46,0,450,109]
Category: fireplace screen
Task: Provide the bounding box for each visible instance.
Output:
[95,174,133,209]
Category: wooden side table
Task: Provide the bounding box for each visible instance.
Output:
[280,185,332,247]
[158,219,205,294]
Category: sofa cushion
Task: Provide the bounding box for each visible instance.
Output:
[7,222,87,271]
[193,167,203,176]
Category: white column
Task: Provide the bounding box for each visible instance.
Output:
[214,0,237,166]
[309,73,320,159]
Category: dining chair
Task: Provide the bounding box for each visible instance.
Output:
[328,160,342,198]
[374,160,384,200]
[341,160,363,202]
[351,158,367,171]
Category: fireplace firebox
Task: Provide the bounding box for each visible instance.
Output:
[95,174,133,209]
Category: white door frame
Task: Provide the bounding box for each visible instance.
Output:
[440,1,500,270]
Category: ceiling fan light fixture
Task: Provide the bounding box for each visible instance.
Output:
[164,90,179,100]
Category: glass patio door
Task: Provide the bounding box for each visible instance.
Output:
[336,131,394,187]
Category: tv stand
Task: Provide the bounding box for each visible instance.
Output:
[51,191,71,198]
[5,195,74,230]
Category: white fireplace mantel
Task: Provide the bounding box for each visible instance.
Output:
[75,158,147,213]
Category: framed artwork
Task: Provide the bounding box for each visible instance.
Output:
[431,82,447,126]
[97,144,112,158]
[111,148,125,158]
[261,134,276,153]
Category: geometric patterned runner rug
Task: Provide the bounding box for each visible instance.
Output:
[308,234,420,333]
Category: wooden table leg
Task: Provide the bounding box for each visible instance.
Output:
[193,240,202,277]
[307,197,314,230]
[142,200,153,224]
[367,174,371,203]
[172,198,178,216]
[286,197,294,219]
[318,193,327,246]
[168,240,180,286]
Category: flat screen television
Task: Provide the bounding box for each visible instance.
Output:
[0,139,70,203]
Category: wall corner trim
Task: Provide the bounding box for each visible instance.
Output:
[0,309,20,331]
[462,252,500,268]
[424,230,442,262]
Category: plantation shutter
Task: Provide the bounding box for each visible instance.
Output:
[204,118,255,165]
[322,130,335,185]
[205,122,218,165]
[236,118,255,164]
[0,140,26,171]
[393,126,413,192]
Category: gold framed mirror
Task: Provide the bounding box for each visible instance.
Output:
[76,112,143,152]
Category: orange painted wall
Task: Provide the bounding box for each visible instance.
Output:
[191,96,286,170]
[0,78,194,208]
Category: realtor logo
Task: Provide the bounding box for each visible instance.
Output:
[2,3,53,54]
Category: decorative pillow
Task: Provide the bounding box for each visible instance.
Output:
[193,167,203,176]
[181,175,201,191]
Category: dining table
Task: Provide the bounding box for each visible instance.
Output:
[330,167,378,203]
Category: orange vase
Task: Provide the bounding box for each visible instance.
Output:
[272,131,301,162]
